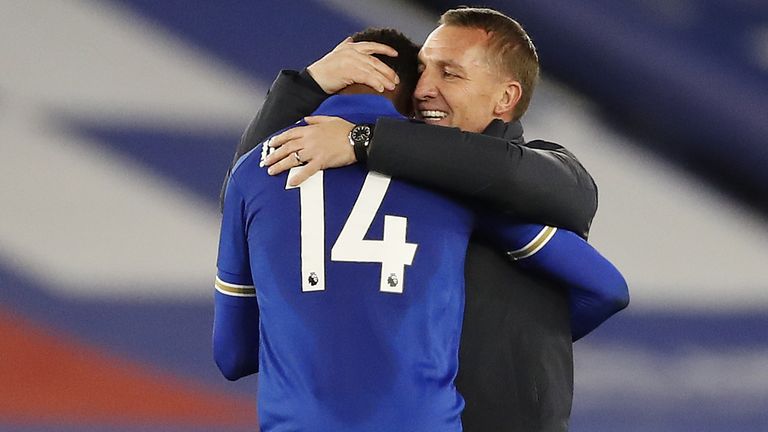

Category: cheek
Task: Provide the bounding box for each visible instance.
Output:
[454,85,494,114]
[441,84,474,113]
[457,83,475,98]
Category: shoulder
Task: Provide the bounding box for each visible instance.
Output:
[523,139,567,152]
[232,142,267,177]
[523,139,584,161]
[226,141,275,200]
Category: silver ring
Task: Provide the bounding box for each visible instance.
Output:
[294,151,306,166]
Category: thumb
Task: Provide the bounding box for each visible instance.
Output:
[334,36,353,49]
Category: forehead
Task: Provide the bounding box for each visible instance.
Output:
[418,25,492,65]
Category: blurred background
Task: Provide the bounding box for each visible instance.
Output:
[1,0,766,431]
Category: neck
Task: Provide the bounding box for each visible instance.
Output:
[338,85,407,115]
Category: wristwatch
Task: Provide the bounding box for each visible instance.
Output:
[348,124,373,163]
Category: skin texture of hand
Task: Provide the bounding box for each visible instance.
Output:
[307,37,400,94]
[263,116,356,186]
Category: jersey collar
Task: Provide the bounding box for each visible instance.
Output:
[314,94,405,124]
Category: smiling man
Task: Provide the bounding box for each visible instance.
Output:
[414,20,534,132]
[223,7,598,432]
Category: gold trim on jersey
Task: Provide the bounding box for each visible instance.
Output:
[215,276,256,297]
[507,226,558,261]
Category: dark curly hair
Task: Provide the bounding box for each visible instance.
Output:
[350,28,420,115]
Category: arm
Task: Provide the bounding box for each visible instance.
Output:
[480,217,629,340]
[256,39,596,234]
[213,281,259,380]
[369,119,598,238]
[264,117,597,237]
[213,178,259,380]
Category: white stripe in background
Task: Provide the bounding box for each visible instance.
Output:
[0,1,267,300]
[321,0,436,41]
[0,0,264,128]
[0,108,221,300]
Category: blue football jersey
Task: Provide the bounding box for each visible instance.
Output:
[218,95,472,432]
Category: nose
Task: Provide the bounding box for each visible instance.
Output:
[413,68,437,101]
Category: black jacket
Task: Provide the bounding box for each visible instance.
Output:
[223,70,598,432]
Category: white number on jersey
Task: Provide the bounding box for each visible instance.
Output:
[287,170,418,294]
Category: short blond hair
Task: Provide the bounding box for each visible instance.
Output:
[440,7,539,121]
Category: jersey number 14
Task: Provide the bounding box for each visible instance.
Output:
[286,169,418,294]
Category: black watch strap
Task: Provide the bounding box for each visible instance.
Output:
[351,124,374,164]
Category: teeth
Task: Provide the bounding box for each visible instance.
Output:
[420,110,448,120]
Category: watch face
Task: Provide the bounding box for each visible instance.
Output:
[351,125,371,145]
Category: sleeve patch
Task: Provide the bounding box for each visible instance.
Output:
[215,276,256,297]
[507,226,558,261]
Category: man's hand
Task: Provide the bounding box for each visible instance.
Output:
[263,116,356,186]
[307,37,400,94]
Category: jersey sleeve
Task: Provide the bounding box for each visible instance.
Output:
[217,177,254,287]
[213,177,260,380]
[478,213,629,341]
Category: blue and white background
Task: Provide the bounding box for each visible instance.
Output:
[1,1,766,431]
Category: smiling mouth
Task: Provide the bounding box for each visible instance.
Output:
[419,110,448,121]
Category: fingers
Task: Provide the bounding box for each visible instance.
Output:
[267,151,304,176]
[264,117,355,178]
[263,127,306,167]
[349,41,398,58]
[263,139,302,167]
[268,127,303,150]
[366,55,400,85]
[309,39,400,94]
[287,161,322,187]
[333,39,399,90]
[347,63,397,92]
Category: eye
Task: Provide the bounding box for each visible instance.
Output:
[442,70,459,79]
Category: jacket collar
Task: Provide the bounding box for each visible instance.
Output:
[482,119,525,145]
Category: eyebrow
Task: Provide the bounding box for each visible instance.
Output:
[418,56,466,73]
[438,60,465,72]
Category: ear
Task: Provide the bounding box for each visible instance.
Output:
[494,81,522,120]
